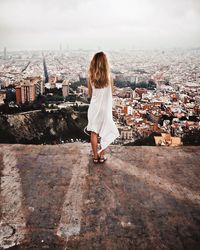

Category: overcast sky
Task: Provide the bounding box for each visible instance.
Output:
[0,0,200,51]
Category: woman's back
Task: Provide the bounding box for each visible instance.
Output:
[90,83,112,112]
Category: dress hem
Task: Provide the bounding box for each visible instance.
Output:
[98,131,119,153]
[86,127,99,134]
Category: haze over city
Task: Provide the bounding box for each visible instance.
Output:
[0,0,200,51]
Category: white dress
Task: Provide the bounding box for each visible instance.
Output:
[87,82,120,153]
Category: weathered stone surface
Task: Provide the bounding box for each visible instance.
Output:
[0,143,200,249]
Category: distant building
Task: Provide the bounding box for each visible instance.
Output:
[124,105,133,115]
[62,80,70,97]
[15,77,44,104]
[154,133,182,146]
[120,127,133,140]
[21,80,35,103]
[124,87,134,99]
[133,88,147,99]
[34,78,44,96]
[15,86,22,104]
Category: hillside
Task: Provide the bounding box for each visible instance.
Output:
[0,109,88,144]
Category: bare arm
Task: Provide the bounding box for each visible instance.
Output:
[88,78,92,98]
[110,75,114,94]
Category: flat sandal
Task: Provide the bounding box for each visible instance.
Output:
[93,157,99,164]
[99,156,107,163]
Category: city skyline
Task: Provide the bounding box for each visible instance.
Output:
[0,0,200,51]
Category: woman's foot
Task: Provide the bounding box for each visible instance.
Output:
[97,151,107,163]
[93,157,99,164]
[98,155,107,163]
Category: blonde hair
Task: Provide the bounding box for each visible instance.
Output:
[88,51,112,89]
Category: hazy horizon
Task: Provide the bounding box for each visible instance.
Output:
[0,0,200,51]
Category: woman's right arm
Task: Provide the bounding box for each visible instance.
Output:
[110,75,114,94]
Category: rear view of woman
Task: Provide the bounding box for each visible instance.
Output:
[86,51,120,163]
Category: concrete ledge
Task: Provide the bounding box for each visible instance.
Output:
[0,143,200,249]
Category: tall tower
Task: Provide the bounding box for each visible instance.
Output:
[62,80,69,97]
[4,47,7,60]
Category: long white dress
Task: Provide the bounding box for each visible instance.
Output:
[86,82,120,153]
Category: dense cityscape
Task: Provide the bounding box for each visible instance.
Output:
[0,48,200,145]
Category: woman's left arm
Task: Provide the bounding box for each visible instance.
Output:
[88,78,92,97]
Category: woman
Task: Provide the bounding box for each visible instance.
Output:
[86,51,120,164]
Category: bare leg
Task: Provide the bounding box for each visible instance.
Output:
[95,133,106,158]
[90,132,98,159]
[98,145,105,158]
[99,149,105,158]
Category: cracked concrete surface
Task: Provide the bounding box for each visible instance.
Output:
[0,143,200,250]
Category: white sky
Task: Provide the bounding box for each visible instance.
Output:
[0,0,200,50]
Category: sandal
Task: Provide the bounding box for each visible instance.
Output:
[98,155,107,163]
[93,157,99,164]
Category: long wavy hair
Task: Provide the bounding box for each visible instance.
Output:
[88,51,112,89]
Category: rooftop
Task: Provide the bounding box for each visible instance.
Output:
[1,143,200,249]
